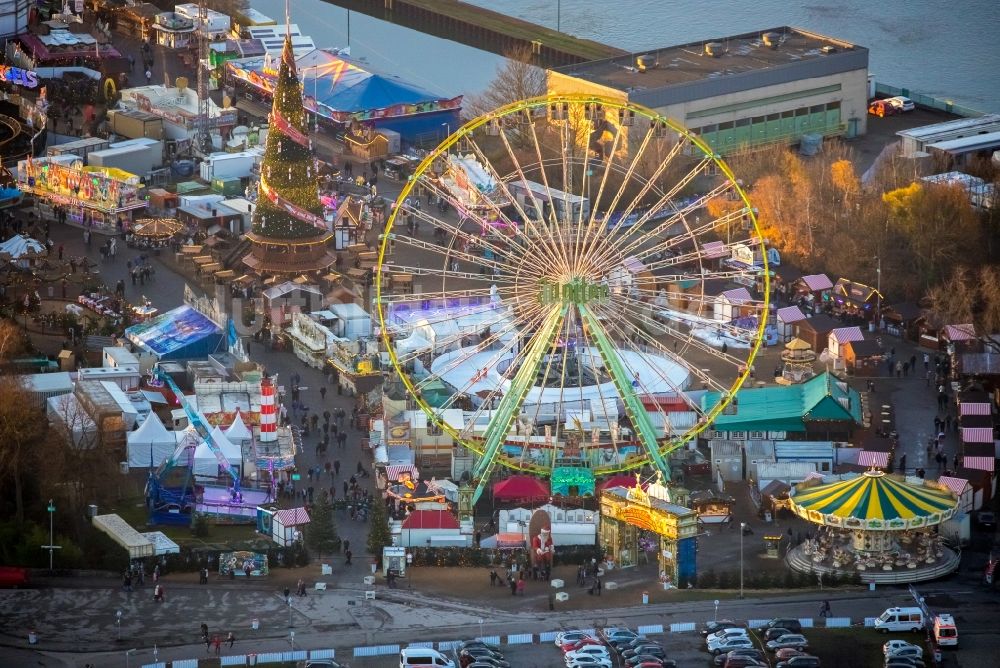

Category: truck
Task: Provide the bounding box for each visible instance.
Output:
[932,613,957,646]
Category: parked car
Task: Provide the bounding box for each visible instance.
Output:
[715,648,767,666]
[460,641,501,652]
[724,657,768,668]
[562,638,604,653]
[886,96,915,112]
[886,646,925,661]
[764,627,795,642]
[623,646,666,661]
[703,620,748,637]
[767,619,804,634]
[625,655,666,667]
[463,659,510,668]
[565,647,611,663]
[565,656,612,668]
[883,641,922,657]
[603,629,639,643]
[707,630,751,648]
[556,631,595,646]
[885,659,925,668]
[459,648,505,664]
[775,648,807,660]
[709,638,756,656]
[766,634,809,652]
[868,100,897,117]
[611,636,649,651]
[777,656,821,668]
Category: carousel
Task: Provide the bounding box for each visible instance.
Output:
[785,470,960,583]
[129,218,184,249]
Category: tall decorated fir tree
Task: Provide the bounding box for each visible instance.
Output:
[251,34,327,240]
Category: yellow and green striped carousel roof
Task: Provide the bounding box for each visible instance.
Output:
[790,470,958,530]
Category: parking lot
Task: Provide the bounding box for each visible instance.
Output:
[348,624,936,668]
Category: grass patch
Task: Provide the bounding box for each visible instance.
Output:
[107,495,261,549]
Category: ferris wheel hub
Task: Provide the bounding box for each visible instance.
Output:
[538,277,610,306]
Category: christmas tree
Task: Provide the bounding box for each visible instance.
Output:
[306,495,340,558]
[250,33,326,240]
[366,496,393,565]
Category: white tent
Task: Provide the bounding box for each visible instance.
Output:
[193,426,243,477]
[225,410,253,444]
[0,234,46,267]
[127,413,176,468]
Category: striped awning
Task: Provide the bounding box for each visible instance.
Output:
[776,305,807,323]
[790,470,958,530]
[963,456,995,472]
[857,450,890,468]
[830,326,865,344]
[937,476,971,495]
[961,427,994,443]
[944,323,976,341]
[702,240,728,259]
[273,507,311,526]
[385,464,418,482]
[721,287,753,304]
[960,402,992,416]
[801,274,833,291]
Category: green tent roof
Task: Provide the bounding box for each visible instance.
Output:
[703,372,862,433]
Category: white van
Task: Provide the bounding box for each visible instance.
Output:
[399,647,455,668]
[933,613,958,646]
[874,606,925,633]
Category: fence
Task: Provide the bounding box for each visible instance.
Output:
[874,83,984,118]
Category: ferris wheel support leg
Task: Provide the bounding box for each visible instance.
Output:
[470,306,567,505]
[578,305,671,481]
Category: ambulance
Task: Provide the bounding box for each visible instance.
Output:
[933,613,958,646]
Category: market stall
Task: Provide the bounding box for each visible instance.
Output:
[18,157,147,234]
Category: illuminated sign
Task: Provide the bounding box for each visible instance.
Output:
[0,65,38,89]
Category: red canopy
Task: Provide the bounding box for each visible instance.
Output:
[492,475,549,502]
[597,475,649,493]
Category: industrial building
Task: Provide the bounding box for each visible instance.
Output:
[548,27,869,154]
[897,114,1000,158]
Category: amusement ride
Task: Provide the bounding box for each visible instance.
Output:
[376,95,770,503]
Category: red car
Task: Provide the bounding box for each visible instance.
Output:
[561,637,603,653]
[0,567,29,588]
[775,648,806,661]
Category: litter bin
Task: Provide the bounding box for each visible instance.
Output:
[642,591,649,605]
[28,630,36,645]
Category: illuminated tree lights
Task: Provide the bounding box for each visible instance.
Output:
[250,35,326,241]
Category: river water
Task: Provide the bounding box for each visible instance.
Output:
[255,0,999,112]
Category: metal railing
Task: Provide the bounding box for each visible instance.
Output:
[874,82,985,118]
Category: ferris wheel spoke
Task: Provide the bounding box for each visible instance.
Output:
[386,233,517,277]
[625,285,768,311]
[584,140,699,270]
[377,264,522,286]
[587,301,708,412]
[464,135,568,270]
[379,285,515,305]
[413,302,549,395]
[591,176,733,272]
[392,304,527,367]
[584,122,656,241]
[638,235,763,273]
[518,119,576,271]
[419,306,548,410]
[576,304,671,477]
[576,121,626,271]
[613,294,756,375]
[396,201,526,270]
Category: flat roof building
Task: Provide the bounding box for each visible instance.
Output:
[897,114,1000,158]
[548,27,869,154]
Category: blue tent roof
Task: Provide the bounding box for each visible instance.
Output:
[125,305,223,360]
[234,49,447,113]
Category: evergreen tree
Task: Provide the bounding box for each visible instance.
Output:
[251,34,326,240]
[306,495,339,558]
[367,497,392,564]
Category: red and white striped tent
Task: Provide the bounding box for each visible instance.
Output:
[943,323,976,342]
[961,427,994,444]
[799,273,834,293]
[936,476,974,513]
[857,450,890,469]
[960,402,992,416]
[963,457,995,473]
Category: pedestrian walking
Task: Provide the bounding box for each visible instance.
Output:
[212,635,221,656]
[319,386,326,401]
[333,459,341,476]
[820,600,831,617]
[344,549,352,565]
[227,632,235,648]
[145,69,152,84]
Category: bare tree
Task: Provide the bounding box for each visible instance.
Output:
[0,378,47,524]
[466,45,547,118]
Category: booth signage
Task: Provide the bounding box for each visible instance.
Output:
[0,65,39,89]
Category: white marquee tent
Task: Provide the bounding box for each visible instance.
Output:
[193,426,243,477]
[127,413,176,468]
[224,410,253,444]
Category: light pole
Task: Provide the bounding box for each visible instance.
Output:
[478,618,484,639]
[739,523,746,599]
[125,648,136,668]
[713,598,720,622]
[874,255,882,329]
[116,610,123,641]
[42,499,61,571]
[441,122,451,145]
[287,596,293,628]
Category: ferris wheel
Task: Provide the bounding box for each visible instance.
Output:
[376,95,768,502]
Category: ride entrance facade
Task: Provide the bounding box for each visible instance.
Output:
[376,95,768,505]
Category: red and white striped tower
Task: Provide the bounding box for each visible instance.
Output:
[259,377,277,443]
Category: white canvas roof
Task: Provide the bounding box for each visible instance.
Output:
[225,411,253,442]
[92,514,154,559]
[127,413,175,468]
[193,426,242,476]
